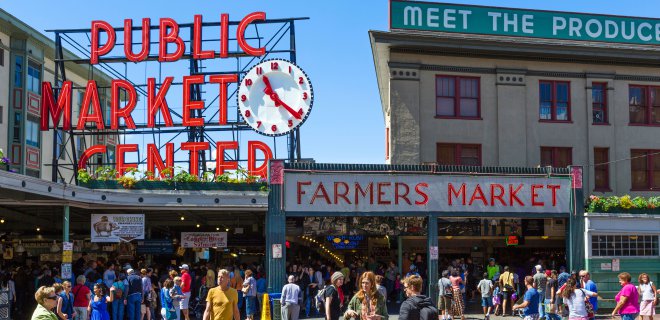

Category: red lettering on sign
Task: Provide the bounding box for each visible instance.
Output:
[414,182,429,205]
[355,182,374,205]
[237,12,266,56]
[209,74,238,125]
[159,18,184,62]
[215,141,238,176]
[531,184,545,206]
[40,81,71,130]
[247,140,272,178]
[124,18,150,62]
[182,75,205,127]
[147,77,174,128]
[334,182,351,204]
[77,145,106,170]
[547,184,560,206]
[509,184,524,206]
[490,184,506,206]
[469,184,488,206]
[181,142,209,176]
[311,182,331,205]
[395,182,411,205]
[192,15,214,59]
[111,80,137,129]
[377,182,392,205]
[116,144,138,176]
[146,143,174,179]
[219,14,229,58]
[90,20,115,64]
[297,181,312,204]
[77,80,104,130]
[448,183,466,205]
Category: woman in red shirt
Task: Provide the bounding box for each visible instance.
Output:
[71,275,91,320]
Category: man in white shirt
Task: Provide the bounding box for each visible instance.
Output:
[281,275,301,320]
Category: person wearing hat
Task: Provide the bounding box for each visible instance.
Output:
[180,264,192,320]
[325,272,345,320]
[486,259,500,281]
[125,268,143,320]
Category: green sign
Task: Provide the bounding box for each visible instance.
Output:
[391,0,660,46]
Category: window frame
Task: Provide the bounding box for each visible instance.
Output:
[435,75,481,120]
[630,149,660,191]
[629,84,660,126]
[25,116,40,148]
[593,147,611,192]
[539,80,572,122]
[540,147,573,168]
[591,235,659,258]
[592,82,608,125]
[27,61,41,94]
[436,143,482,166]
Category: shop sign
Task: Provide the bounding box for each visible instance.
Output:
[181,232,227,248]
[612,258,620,271]
[600,262,612,271]
[61,263,72,280]
[272,244,283,259]
[505,235,520,246]
[286,173,571,213]
[91,214,145,243]
[429,246,439,260]
[391,1,660,46]
[136,239,175,254]
[328,235,364,250]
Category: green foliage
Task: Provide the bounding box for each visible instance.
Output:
[95,166,117,181]
[587,195,660,212]
[77,169,92,183]
[173,170,199,183]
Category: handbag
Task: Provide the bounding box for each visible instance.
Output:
[166,308,178,320]
[503,273,514,292]
[580,289,594,318]
[544,301,557,314]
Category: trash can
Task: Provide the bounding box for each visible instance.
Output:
[269,293,282,320]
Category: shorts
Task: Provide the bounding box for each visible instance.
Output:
[482,297,493,307]
[621,314,639,320]
[524,314,539,320]
[245,296,257,315]
[640,300,656,316]
[438,296,451,311]
[502,291,512,300]
[180,292,191,310]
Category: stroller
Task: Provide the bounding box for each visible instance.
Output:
[189,285,209,320]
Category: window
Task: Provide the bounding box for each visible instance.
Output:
[540,147,572,167]
[0,106,3,124]
[436,143,481,166]
[594,148,610,191]
[56,130,66,160]
[26,116,40,147]
[12,112,21,143]
[592,235,658,257]
[539,81,570,121]
[76,136,85,157]
[592,82,607,124]
[629,85,660,125]
[631,149,660,190]
[0,48,4,66]
[436,76,480,118]
[14,56,22,87]
[107,146,115,165]
[27,62,41,94]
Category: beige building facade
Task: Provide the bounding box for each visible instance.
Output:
[0,9,116,183]
[371,7,660,197]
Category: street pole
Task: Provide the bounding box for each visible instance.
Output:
[63,205,69,242]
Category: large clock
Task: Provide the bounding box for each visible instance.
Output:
[237,59,313,136]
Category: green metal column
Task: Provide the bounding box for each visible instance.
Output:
[398,235,403,302]
[63,205,70,242]
[570,166,586,272]
[427,215,438,302]
[266,162,286,293]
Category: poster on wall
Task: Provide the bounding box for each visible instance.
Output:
[303,217,427,236]
[91,214,145,243]
[303,217,347,235]
[181,232,227,248]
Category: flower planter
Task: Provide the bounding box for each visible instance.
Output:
[79,180,122,189]
[79,180,266,191]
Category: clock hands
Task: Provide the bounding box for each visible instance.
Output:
[262,75,302,120]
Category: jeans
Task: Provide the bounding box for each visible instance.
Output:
[127,293,143,320]
[237,290,244,309]
[544,299,560,320]
[74,307,88,320]
[112,299,125,320]
[621,314,638,320]
[537,290,545,318]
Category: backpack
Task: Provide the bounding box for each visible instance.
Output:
[439,278,452,298]
[315,285,333,312]
[198,285,209,301]
[112,283,123,299]
[413,299,439,320]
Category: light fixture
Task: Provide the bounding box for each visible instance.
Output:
[445,236,453,239]
[541,236,549,240]
[15,240,25,253]
[36,227,41,232]
[180,216,185,221]
[50,240,60,253]
[216,227,220,231]
[0,218,4,224]
[196,224,201,228]
[225,228,229,232]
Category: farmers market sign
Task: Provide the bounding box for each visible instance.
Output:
[391,0,660,46]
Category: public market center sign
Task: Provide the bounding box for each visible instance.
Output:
[391,0,660,46]
[284,173,571,213]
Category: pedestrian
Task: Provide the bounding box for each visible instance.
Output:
[375,275,388,302]
[437,270,452,320]
[499,266,515,316]
[477,272,493,320]
[72,275,91,320]
[141,269,153,320]
[280,275,302,320]
[160,279,176,320]
[394,274,402,303]
[179,265,192,320]
[126,268,144,320]
[512,276,539,320]
[544,270,560,320]
[203,269,239,320]
[612,272,640,320]
[399,274,437,320]
[344,271,388,320]
[57,281,76,320]
[385,262,397,302]
[638,273,657,320]
[104,263,116,290]
[88,283,114,320]
[533,265,547,320]
[171,277,185,320]
[243,269,257,320]
[559,277,596,320]
[450,269,465,320]
[486,259,500,281]
[257,273,268,317]
[325,272,346,320]
[578,270,598,320]
[111,273,126,320]
[305,268,319,318]
[492,284,502,316]
[31,286,59,320]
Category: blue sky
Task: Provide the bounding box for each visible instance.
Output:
[4,0,660,166]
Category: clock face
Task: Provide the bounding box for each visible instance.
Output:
[237,59,313,136]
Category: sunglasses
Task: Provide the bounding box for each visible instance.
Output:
[46,296,58,300]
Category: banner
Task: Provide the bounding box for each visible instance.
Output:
[391,0,660,46]
[285,172,571,213]
[181,232,227,248]
[91,214,145,242]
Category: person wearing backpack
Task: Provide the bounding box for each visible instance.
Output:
[437,270,452,320]
[111,273,126,320]
[399,274,437,320]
